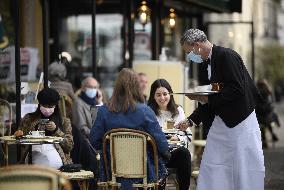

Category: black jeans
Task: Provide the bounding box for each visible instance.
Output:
[166,146,191,190]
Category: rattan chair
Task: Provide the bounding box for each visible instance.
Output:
[191,170,199,185]
[0,98,12,136]
[0,164,72,190]
[166,168,179,189]
[99,128,159,190]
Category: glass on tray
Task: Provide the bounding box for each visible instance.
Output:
[211,83,224,91]
[166,120,175,129]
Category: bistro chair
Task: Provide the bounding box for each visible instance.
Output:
[0,98,12,136]
[165,168,179,189]
[0,164,72,190]
[191,170,199,185]
[190,123,206,187]
[98,128,159,190]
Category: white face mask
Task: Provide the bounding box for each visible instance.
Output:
[186,47,203,63]
[85,88,97,98]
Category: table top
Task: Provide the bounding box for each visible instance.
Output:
[0,135,64,145]
[60,170,94,180]
[167,140,186,151]
[167,140,184,145]
[163,128,180,134]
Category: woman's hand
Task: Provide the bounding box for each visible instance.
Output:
[14,130,24,137]
[45,121,56,131]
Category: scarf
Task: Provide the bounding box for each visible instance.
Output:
[80,91,98,106]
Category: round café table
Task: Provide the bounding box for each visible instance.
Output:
[60,170,94,190]
[0,135,63,166]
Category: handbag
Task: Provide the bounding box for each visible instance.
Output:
[59,164,82,172]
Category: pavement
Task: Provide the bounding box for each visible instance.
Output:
[186,100,284,190]
[264,100,284,190]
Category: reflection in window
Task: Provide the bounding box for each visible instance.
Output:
[59,14,123,97]
[134,20,152,60]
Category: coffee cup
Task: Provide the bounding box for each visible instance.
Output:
[29,130,45,137]
[166,121,175,129]
[211,83,221,91]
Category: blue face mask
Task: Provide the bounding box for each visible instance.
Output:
[186,49,203,63]
[85,88,97,98]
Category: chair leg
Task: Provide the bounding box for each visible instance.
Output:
[174,178,179,189]
[109,183,121,190]
[97,182,109,190]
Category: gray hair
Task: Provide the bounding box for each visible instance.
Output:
[48,61,66,80]
[180,28,207,45]
[81,76,99,88]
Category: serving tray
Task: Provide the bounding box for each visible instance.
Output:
[171,91,219,96]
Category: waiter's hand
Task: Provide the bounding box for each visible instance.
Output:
[185,94,208,103]
[175,119,192,131]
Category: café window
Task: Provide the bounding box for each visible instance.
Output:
[59,14,123,96]
[133,20,152,60]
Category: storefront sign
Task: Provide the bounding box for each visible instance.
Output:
[0,46,39,83]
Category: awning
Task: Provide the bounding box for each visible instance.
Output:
[177,0,242,13]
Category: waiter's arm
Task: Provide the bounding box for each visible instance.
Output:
[208,51,245,108]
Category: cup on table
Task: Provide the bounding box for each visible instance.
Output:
[166,120,175,129]
[29,130,45,137]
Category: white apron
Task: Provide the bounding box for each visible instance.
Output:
[197,111,265,190]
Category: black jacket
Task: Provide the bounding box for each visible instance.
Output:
[188,45,259,128]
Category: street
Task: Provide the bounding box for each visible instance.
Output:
[264,100,284,190]
[187,101,284,190]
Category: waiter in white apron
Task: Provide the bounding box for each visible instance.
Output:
[177,28,265,190]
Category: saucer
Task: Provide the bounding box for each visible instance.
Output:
[163,128,179,134]
[25,135,46,139]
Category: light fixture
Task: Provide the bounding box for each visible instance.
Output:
[168,8,176,30]
[138,1,150,28]
[228,31,234,38]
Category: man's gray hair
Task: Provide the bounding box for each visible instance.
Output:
[81,76,99,88]
[180,28,207,45]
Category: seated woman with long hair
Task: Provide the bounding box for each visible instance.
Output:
[89,68,169,189]
[15,88,73,168]
[148,79,192,190]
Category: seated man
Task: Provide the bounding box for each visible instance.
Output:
[72,77,103,138]
[138,72,149,103]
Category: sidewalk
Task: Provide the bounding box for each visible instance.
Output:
[188,101,284,190]
[264,100,284,190]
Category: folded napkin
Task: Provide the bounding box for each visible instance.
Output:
[195,85,212,92]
